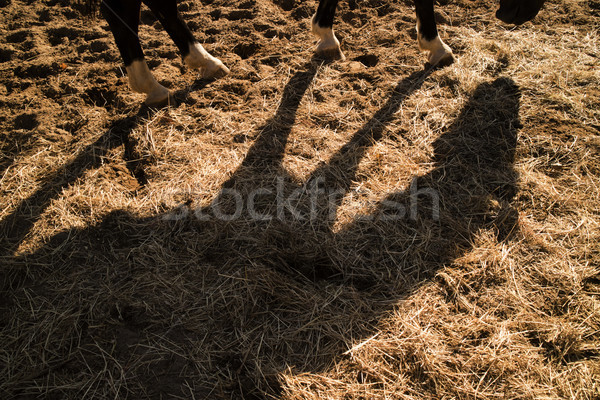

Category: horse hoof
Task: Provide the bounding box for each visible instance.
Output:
[429,51,454,67]
[144,90,176,108]
[202,61,230,79]
[315,46,346,61]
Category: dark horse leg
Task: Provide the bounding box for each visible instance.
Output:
[414,0,453,65]
[101,0,171,106]
[142,0,229,78]
[311,0,453,65]
[101,0,228,106]
[311,0,344,60]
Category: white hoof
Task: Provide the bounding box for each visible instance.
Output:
[418,34,454,66]
[184,42,230,79]
[312,17,345,60]
[126,60,173,106]
[202,59,230,79]
[144,87,174,108]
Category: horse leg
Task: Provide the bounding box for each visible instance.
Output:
[312,0,344,60]
[142,0,229,79]
[415,0,453,66]
[101,0,171,106]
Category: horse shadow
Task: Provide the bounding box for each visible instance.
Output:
[0,77,215,258]
[1,59,521,399]
[0,108,149,258]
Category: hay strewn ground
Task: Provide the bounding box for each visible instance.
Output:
[1,0,599,398]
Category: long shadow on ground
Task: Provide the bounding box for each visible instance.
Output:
[1,59,521,398]
[0,110,149,257]
[0,79,212,258]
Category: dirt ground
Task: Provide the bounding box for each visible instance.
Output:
[1,0,599,399]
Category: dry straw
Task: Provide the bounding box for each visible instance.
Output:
[1,0,599,399]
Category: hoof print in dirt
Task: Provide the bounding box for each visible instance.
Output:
[353,54,379,68]
[233,42,260,60]
[84,87,118,108]
[224,9,255,21]
[13,113,39,130]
